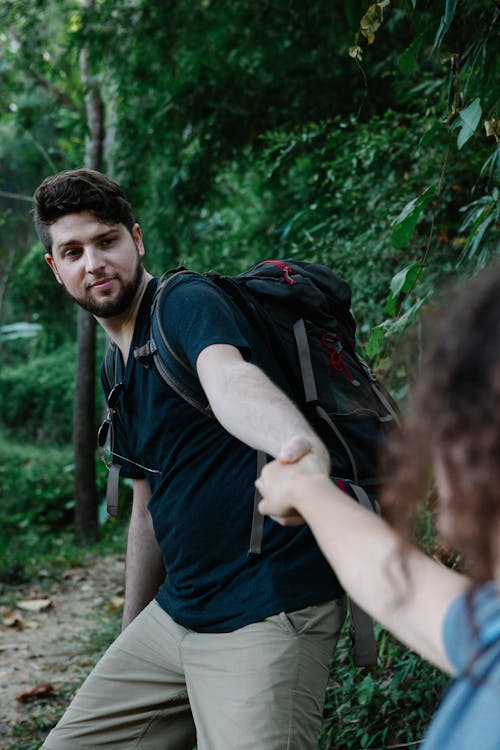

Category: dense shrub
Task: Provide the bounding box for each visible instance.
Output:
[321,622,449,749]
[0,432,127,582]
[0,342,77,444]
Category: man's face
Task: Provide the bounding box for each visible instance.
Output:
[45,211,145,318]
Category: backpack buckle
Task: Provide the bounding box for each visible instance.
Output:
[134,339,158,368]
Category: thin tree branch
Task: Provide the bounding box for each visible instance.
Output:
[31,70,81,112]
[0,190,33,203]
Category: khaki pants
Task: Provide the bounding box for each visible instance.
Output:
[43,597,345,750]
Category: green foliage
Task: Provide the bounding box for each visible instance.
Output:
[459,187,500,265]
[0,435,75,543]
[390,185,437,250]
[0,440,127,585]
[7,243,77,348]
[0,342,77,443]
[321,622,448,749]
[452,97,482,150]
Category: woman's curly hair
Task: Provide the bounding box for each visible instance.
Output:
[382,264,500,584]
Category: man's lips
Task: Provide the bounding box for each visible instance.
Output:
[88,276,117,290]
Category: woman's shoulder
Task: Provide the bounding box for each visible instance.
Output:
[422,582,500,750]
[444,580,500,673]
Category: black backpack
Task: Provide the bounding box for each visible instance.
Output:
[103,259,400,666]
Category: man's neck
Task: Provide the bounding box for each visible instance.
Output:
[97,271,153,364]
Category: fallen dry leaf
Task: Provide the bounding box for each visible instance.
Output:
[2,611,28,629]
[16,683,56,703]
[17,599,53,613]
[107,596,125,611]
[62,567,86,581]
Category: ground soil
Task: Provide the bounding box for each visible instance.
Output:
[0,554,125,744]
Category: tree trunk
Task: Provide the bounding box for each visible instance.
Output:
[73,308,98,539]
[73,0,105,541]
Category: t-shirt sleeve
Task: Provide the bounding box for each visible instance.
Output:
[442,591,470,672]
[160,275,251,370]
[442,582,500,673]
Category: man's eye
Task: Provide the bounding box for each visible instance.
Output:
[100,237,116,248]
[64,248,81,259]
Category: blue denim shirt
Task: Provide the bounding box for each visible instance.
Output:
[422,581,500,750]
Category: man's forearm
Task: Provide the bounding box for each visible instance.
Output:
[197,345,330,471]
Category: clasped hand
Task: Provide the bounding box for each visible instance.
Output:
[256,436,327,526]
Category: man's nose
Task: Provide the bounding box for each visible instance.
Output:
[84,247,106,273]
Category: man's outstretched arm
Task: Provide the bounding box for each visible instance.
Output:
[196,343,330,473]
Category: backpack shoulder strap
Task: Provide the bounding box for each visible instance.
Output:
[133,270,213,417]
[103,338,122,391]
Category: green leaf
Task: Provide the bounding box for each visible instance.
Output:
[385,292,397,316]
[398,46,415,75]
[365,327,385,359]
[433,0,458,49]
[385,298,426,335]
[390,185,436,249]
[398,36,423,75]
[390,263,422,297]
[419,121,441,149]
[357,674,376,705]
[453,98,482,150]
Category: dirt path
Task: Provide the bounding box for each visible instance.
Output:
[0,554,125,742]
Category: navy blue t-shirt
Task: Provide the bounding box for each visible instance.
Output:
[103,275,342,632]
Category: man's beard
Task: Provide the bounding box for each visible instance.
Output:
[68,258,144,318]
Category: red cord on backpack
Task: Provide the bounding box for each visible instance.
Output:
[320,334,359,385]
[261,260,297,285]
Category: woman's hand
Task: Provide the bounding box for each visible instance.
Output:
[256,440,325,526]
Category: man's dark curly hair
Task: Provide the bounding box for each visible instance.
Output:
[382,264,500,584]
[33,169,135,254]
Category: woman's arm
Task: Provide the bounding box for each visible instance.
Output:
[256,457,468,674]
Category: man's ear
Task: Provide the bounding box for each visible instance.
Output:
[45,253,63,284]
[132,223,145,257]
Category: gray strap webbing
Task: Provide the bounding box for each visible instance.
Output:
[348,596,378,667]
[248,450,268,556]
[315,404,359,485]
[134,340,156,360]
[348,483,379,667]
[106,462,122,517]
[371,381,402,427]
[293,318,318,403]
[351,482,380,515]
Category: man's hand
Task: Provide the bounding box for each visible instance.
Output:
[277,434,329,472]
